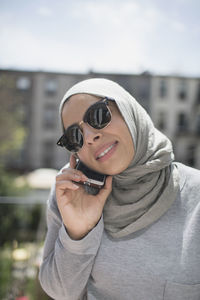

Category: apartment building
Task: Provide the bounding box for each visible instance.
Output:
[0,70,34,170]
[1,69,199,171]
[0,69,151,171]
[150,76,200,169]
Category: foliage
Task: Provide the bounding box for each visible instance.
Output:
[0,165,26,196]
[0,203,42,246]
[0,244,52,300]
[0,245,12,299]
[0,165,34,245]
[0,166,41,245]
[0,73,26,166]
[0,73,51,299]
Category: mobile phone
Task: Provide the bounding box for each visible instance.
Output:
[75,160,106,189]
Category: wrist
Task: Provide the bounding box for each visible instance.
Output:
[64,225,90,240]
[64,218,102,240]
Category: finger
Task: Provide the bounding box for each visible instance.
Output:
[58,169,88,182]
[56,180,80,191]
[104,175,113,190]
[70,154,77,169]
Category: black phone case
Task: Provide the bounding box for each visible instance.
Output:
[76,161,105,181]
[75,160,106,189]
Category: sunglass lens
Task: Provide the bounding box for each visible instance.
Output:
[85,102,111,129]
[65,125,83,152]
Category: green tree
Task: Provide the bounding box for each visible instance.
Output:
[0,73,26,168]
[0,73,28,245]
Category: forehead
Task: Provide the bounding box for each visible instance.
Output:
[61,93,102,127]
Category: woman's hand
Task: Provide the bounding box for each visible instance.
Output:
[56,154,112,240]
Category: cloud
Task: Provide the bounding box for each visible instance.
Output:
[37,6,53,17]
[82,1,140,26]
[172,21,186,32]
[0,26,42,67]
[0,0,199,76]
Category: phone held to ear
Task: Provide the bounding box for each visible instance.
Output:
[75,160,106,189]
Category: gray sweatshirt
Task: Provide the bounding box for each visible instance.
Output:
[39,163,200,300]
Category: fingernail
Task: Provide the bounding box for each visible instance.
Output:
[82,175,88,181]
[74,174,81,179]
[73,183,79,189]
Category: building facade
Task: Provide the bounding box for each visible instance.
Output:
[0,69,199,171]
[0,70,151,171]
[150,76,200,169]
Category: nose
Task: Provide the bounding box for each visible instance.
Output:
[82,124,102,146]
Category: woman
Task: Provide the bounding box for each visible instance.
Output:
[39,78,200,300]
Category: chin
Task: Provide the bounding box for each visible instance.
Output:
[93,159,130,176]
[111,161,132,175]
[104,166,125,176]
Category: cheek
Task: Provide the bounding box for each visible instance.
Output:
[76,148,92,166]
[76,149,85,161]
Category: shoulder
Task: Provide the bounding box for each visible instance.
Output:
[175,162,200,210]
[175,162,200,190]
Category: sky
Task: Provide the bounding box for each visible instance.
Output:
[0,0,200,76]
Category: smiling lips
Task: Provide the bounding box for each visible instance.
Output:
[96,141,118,161]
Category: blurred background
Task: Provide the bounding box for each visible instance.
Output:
[0,0,200,299]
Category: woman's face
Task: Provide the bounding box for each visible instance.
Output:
[62,94,135,175]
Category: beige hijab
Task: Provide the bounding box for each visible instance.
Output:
[59,78,179,238]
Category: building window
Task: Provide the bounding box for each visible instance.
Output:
[195,82,200,105]
[16,77,31,90]
[45,79,57,96]
[157,112,167,131]
[159,79,167,98]
[43,104,57,129]
[177,112,188,132]
[178,79,187,100]
[196,115,200,135]
[187,145,196,167]
[42,140,54,168]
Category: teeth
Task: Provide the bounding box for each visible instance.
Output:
[97,143,116,159]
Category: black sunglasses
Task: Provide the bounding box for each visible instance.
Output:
[57,97,113,152]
